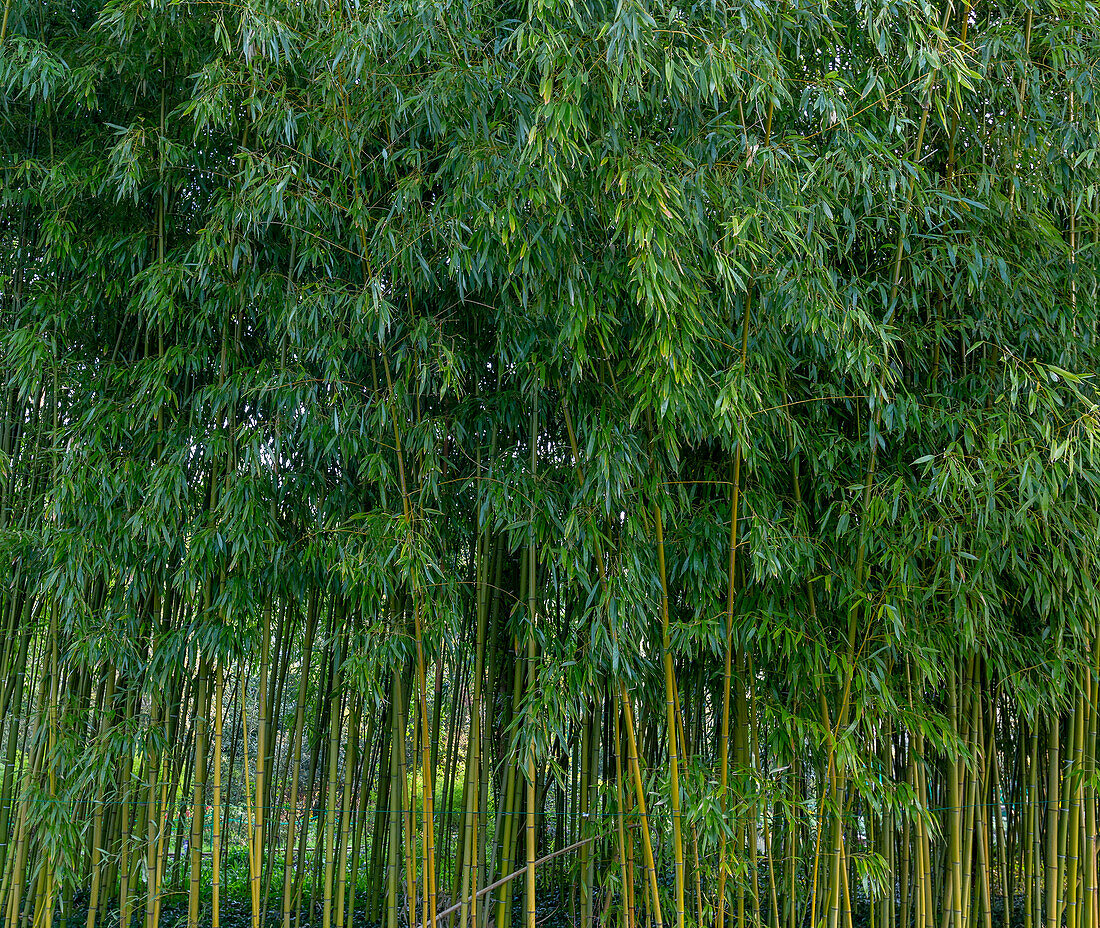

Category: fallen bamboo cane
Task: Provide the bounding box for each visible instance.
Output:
[435,837,597,922]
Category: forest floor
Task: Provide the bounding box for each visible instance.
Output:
[48,887,1027,928]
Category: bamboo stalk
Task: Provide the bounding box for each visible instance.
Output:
[655,502,685,928]
[525,392,540,928]
[213,664,224,928]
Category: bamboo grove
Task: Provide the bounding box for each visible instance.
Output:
[2,0,1100,926]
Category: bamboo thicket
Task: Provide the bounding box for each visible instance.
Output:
[0,1,1099,927]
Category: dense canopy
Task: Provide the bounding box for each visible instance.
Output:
[1,1,1099,928]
